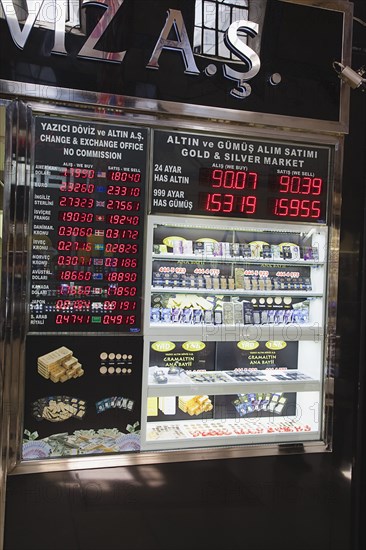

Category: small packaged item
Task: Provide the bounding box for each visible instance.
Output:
[147,397,158,416]
[240,244,252,258]
[220,276,227,290]
[213,242,222,256]
[267,310,276,324]
[235,268,244,289]
[273,277,281,290]
[262,245,272,259]
[253,310,261,324]
[182,240,193,255]
[204,276,212,289]
[214,309,223,325]
[290,245,300,260]
[159,396,176,415]
[161,308,172,322]
[152,272,163,286]
[228,277,235,290]
[244,276,251,291]
[311,245,319,261]
[221,242,231,258]
[243,302,254,324]
[282,246,292,259]
[275,310,285,324]
[126,399,134,411]
[250,243,261,259]
[171,273,180,287]
[271,245,282,260]
[233,302,244,324]
[268,393,282,412]
[284,309,293,324]
[153,370,168,384]
[285,277,293,290]
[182,308,193,323]
[223,302,234,324]
[163,273,172,286]
[274,396,287,414]
[193,242,204,254]
[204,310,214,324]
[258,278,265,291]
[204,242,214,256]
[172,308,182,323]
[261,394,271,411]
[251,276,258,291]
[261,310,269,324]
[193,309,203,324]
[212,277,220,290]
[304,277,312,290]
[173,240,183,255]
[150,307,160,322]
[230,243,240,257]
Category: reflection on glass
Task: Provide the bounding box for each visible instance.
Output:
[194,0,249,60]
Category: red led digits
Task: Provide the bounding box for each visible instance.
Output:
[105,243,138,254]
[107,186,141,197]
[57,241,92,251]
[58,211,94,223]
[270,175,324,219]
[59,196,95,208]
[211,169,258,189]
[58,270,93,281]
[105,272,137,282]
[106,214,140,225]
[198,169,259,217]
[102,315,136,325]
[59,286,92,296]
[108,171,141,182]
[271,198,321,219]
[107,286,137,296]
[278,175,323,195]
[106,199,140,211]
[60,182,95,193]
[104,258,138,268]
[105,228,139,240]
[103,300,138,310]
[53,162,143,331]
[58,226,93,237]
[56,300,91,310]
[55,314,91,324]
[62,168,95,178]
[57,256,92,266]
[202,193,257,215]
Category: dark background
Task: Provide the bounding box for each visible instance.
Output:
[30,117,148,334]
[4,1,366,549]
[151,130,330,221]
[0,0,343,120]
[23,334,143,445]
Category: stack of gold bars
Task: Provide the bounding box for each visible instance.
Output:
[37,347,84,382]
[178,395,213,416]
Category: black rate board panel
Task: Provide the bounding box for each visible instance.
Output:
[30,117,148,334]
[151,130,330,223]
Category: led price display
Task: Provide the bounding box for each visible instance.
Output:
[151,131,331,223]
[29,117,148,333]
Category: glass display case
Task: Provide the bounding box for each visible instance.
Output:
[141,215,327,450]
